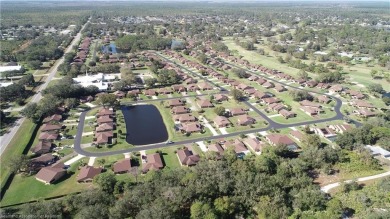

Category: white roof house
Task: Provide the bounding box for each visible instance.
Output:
[73,73,120,91]
[366,145,390,159]
[0,65,22,73]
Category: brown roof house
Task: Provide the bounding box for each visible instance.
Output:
[94,131,114,145]
[43,114,62,123]
[266,134,298,150]
[329,124,353,134]
[142,153,164,173]
[113,158,132,174]
[35,164,67,184]
[289,130,305,142]
[41,124,62,132]
[229,108,247,116]
[31,141,52,155]
[208,143,224,158]
[38,132,59,141]
[177,148,200,166]
[279,109,296,119]
[77,166,103,183]
[197,99,214,108]
[168,99,185,107]
[214,94,229,102]
[224,139,249,155]
[97,108,114,117]
[198,82,213,91]
[214,116,231,128]
[172,106,190,114]
[182,122,202,133]
[96,123,114,132]
[237,115,256,126]
[173,114,196,123]
[30,154,57,170]
[97,115,114,124]
[243,137,265,154]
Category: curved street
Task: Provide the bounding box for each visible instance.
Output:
[321,171,390,193]
[72,52,361,157]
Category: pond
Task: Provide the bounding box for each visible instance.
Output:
[121,105,168,145]
[101,43,117,54]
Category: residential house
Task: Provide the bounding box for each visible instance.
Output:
[186,84,200,92]
[113,158,132,174]
[317,95,331,104]
[262,81,275,89]
[214,116,231,128]
[35,164,67,184]
[182,122,202,133]
[31,141,52,155]
[198,82,213,90]
[177,148,200,166]
[144,89,156,96]
[97,108,114,117]
[208,143,224,158]
[329,124,353,134]
[173,114,196,123]
[354,109,377,117]
[261,97,280,105]
[172,85,186,92]
[229,108,247,116]
[172,106,190,114]
[266,134,298,150]
[42,114,62,123]
[268,103,286,112]
[301,106,322,116]
[274,84,287,92]
[214,94,228,102]
[289,130,305,142]
[329,85,344,93]
[237,115,256,126]
[243,137,264,153]
[96,123,114,132]
[351,100,375,109]
[41,124,62,132]
[97,116,113,124]
[279,109,296,119]
[313,127,337,139]
[142,153,164,173]
[77,166,103,183]
[168,99,185,107]
[38,132,58,141]
[224,139,249,155]
[197,99,214,108]
[94,131,113,145]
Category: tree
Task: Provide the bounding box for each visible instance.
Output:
[97,93,118,107]
[367,83,385,94]
[190,201,217,219]
[20,103,40,122]
[93,172,117,193]
[297,69,309,80]
[370,69,378,79]
[214,196,235,217]
[214,106,225,116]
[18,74,35,86]
[97,158,106,167]
[9,155,28,173]
[230,89,244,101]
[144,78,157,88]
[64,98,79,109]
[301,134,322,149]
[27,60,42,70]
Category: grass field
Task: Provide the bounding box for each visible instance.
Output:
[0,119,37,195]
[0,171,89,206]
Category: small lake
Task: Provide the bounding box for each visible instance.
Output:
[121,105,168,145]
[101,43,117,54]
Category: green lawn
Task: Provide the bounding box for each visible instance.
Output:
[0,170,89,206]
[0,119,37,193]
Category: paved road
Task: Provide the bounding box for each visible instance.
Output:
[0,20,89,156]
[321,170,390,193]
[72,52,362,157]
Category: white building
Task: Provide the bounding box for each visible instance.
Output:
[73,73,120,91]
[366,145,390,159]
[0,65,22,73]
